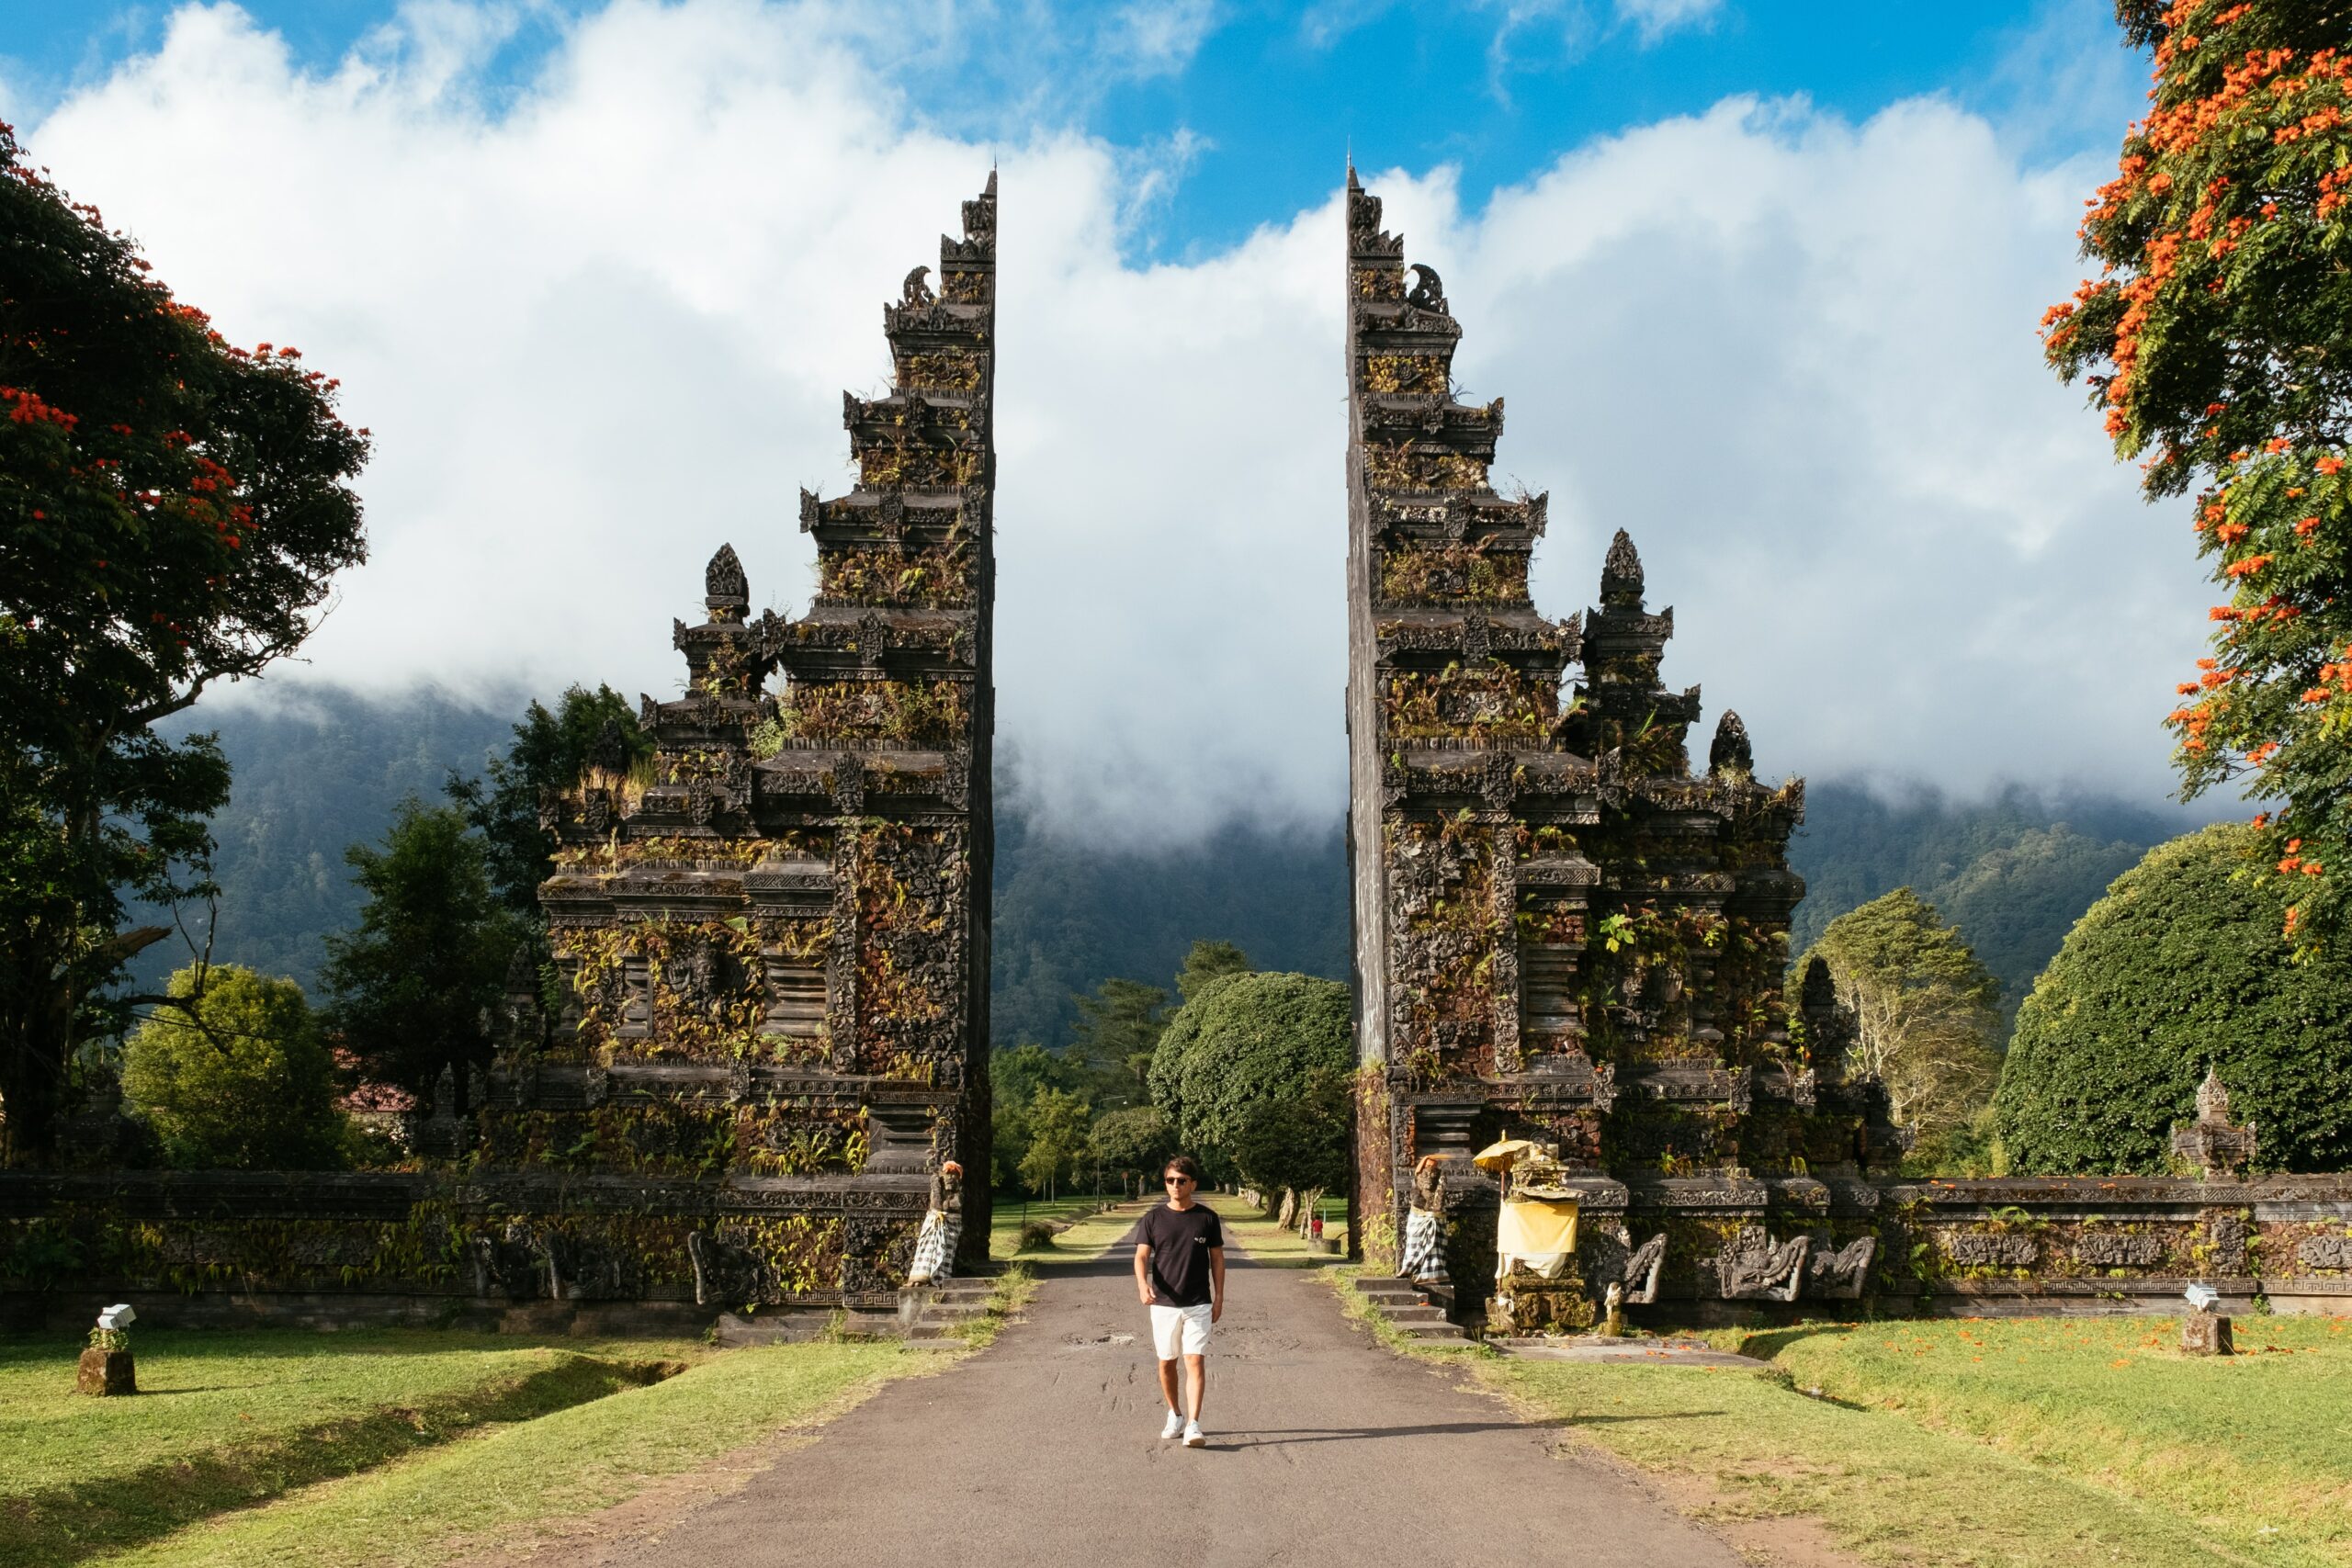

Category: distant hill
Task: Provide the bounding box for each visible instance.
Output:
[1788,782,2197,1020]
[133,687,2205,1043]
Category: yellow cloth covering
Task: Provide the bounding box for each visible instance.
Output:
[1497,1197,1579,1259]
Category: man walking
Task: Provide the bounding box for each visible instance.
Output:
[1134,1154,1225,1448]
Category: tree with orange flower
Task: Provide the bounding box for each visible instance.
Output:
[0,122,368,1165]
[2046,0,2352,950]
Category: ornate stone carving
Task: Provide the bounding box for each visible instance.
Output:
[2298,1234,2352,1270]
[1406,263,1448,314]
[1716,1226,1810,1302]
[2171,1066,2257,1178]
[1805,1236,1875,1298]
[2075,1231,2165,1269]
[1943,1231,2039,1268]
[1709,710,1752,777]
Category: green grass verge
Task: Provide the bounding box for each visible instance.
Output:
[987,1195,1118,1258]
[1334,1275,2341,1567]
[90,1340,936,1568]
[0,1330,693,1568]
[1475,1354,2301,1568]
[948,1262,1037,1348]
[1000,1198,1136,1264]
[1699,1314,2352,1564]
[1197,1194,1339,1270]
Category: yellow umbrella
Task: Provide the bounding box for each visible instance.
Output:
[1473,1138,1540,1172]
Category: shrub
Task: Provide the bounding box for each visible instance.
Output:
[1994,825,2352,1174]
[120,965,346,1169]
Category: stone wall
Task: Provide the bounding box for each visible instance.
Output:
[0,1168,929,1333]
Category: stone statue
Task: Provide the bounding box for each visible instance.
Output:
[908,1160,964,1286]
[1397,1155,1450,1285]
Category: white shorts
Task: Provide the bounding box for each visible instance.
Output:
[1149,1302,1212,1359]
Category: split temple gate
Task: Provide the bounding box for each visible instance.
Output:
[7,170,2352,1333]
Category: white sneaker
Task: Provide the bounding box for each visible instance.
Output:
[1161,1409,1185,1439]
[1182,1421,1205,1448]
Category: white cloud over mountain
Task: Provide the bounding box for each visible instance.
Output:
[9,1,2209,840]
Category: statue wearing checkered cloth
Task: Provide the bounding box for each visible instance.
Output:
[1398,1155,1449,1285]
[909,1161,964,1285]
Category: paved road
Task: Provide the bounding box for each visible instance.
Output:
[585,1214,1745,1567]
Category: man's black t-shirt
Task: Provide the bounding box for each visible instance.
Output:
[1136,1202,1224,1307]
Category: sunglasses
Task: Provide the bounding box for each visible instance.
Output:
[1163,1176,1194,1186]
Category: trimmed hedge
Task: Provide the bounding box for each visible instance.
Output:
[1993,824,2352,1174]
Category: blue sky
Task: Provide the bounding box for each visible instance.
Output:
[4,0,2143,257]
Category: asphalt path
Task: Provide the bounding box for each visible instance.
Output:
[579,1210,1746,1567]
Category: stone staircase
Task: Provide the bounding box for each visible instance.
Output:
[898,1274,1000,1346]
[1351,1275,1474,1344]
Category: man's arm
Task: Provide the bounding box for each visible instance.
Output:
[1208,1246,1226,1323]
[1135,1243,1157,1305]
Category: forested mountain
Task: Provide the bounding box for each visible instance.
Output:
[1787,784,2196,1019]
[135,687,2209,1043]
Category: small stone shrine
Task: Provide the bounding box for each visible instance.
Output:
[481,175,1000,1308]
[2171,1066,2257,1179]
[1341,169,1903,1329]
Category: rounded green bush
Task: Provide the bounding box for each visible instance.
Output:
[121,964,347,1169]
[1148,971,1351,1184]
[1994,824,2352,1174]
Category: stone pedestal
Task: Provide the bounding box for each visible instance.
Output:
[76,1348,136,1395]
[1487,1260,1596,1337]
[2180,1313,2234,1357]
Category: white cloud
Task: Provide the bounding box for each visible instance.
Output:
[14,2,2204,844]
[1614,0,1721,44]
[1108,0,1218,78]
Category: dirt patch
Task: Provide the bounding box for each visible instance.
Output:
[446,1430,827,1567]
[1630,1462,1871,1568]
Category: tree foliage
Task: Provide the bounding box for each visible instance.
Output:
[120,964,345,1169]
[1994,823,2352,1173]
[1016,1086,1091,1200]
[1088,1103,1174,1186]
[1797,888,2004,1141]
[1176,939,1252,1000]
[446,684,649,916]
[1065,976,1166,1106]
[321,802,524,1098]
[1148,971,1351,1188]
[0,123,368,1164]
[2046,1,2352,948]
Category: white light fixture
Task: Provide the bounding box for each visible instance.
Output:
[96,1303,135,1331]
[2183,1284,2219,1314]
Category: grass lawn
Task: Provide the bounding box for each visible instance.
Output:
[986,1193,1121,1259]
[1335,1276,2350,1567]
[0,1329,944,1568]
[1711,1314,2352,1565]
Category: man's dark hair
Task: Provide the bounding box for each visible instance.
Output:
[1163,1154,1204,1182]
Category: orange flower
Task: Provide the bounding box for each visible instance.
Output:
[2321,457,2346,474]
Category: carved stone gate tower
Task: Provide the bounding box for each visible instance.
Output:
[483,177,999,1310]
[1342,170,1901,1317]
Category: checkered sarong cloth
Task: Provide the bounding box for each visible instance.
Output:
[909,1209,960,1284]
[1399,1206,1448,1284]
